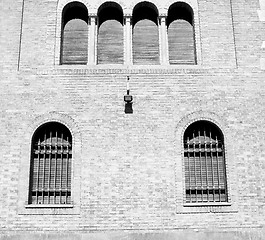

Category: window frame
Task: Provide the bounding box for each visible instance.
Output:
[175,112,238,214]
[183,120,228,204]
[167,2,197,65]
[165,0,201,65]
[28,122,73,206]
[97,2,124,65]
[18,113,81,215]
[55,0,91,66]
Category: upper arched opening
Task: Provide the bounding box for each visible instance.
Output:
[184,120,224,144]
[97,1,123,26]
[167,1,193,26]
[62,1,88,27]
[32,121,72,144]
[132,1,159,26]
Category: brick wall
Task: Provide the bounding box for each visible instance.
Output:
[1,0,265,239]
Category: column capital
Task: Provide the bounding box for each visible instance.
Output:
[158,15,167,25]
[89,13,97,18]
[158,14,167,19]
[124,14,132,18]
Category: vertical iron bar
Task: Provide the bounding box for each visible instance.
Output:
[193,132,197,202]
[48,131,52,203]
[42,132,46,204]
[222,143,227,201]
[199,130,203,202]
[60,132,63,204]
[36,139,41,204]
[204,130,209,202]
[210,130,215,202]
[66,136,69,203]
[54,130,57,204]
[216,136,221,202]
[187,137,191,203]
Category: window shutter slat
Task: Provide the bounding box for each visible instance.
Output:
[97,20,124,64]
[62,19,88,64]
[168,19,195,64]
[133,20,159,65]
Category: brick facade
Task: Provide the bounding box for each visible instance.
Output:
[1,0,265,239]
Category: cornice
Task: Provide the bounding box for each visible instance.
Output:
[25,67,238,76]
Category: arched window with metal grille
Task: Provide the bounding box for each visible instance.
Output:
[28,122,72,205]
[167,2,196,64]
[132,2,160,65]
[61,1,88,64]
[97,2,124,64]
[183,121,228,203]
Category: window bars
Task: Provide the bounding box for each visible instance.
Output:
[184,121,228,203]
[29,122,72,205]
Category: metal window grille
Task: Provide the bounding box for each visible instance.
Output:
[184,121,228,203]
[29,122,72,205]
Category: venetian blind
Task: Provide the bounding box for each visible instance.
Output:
[61,19,88,64]
[97,20,124,64]
[133,19,159,65]
[168,19,195,64]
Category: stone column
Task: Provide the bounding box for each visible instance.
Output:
[88,15,97,65]
[124,15,133,65]
[159,15,169,65]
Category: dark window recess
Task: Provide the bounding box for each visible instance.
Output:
[61,2,88,64]
[132,2,159,65]
[97,2,124,64]
[167,2,196,65]
[28,122,72,205]
[184,121,228,203]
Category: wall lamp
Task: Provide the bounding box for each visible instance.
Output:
[124,76,133,114]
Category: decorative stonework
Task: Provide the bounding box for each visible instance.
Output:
[36,67,215,76]
[55,0,202,65]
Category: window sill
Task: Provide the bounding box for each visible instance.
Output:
[176,201,237,214]
[18,203,79,215]
[25,204,74,208]
[184,202,232,207]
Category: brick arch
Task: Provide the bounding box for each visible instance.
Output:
[95,0,126,14]
[57,0,91,13]
[55,0,90,65]
[128,0,161,16]
[28,112,81,148]
[164,0,198,12]
[174,111,232,163]
[20,112,82,212]
[174,110,236,213]
[175,111,229,147]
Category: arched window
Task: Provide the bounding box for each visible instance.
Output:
[167,2,196,64]
[61,2,88,64]
[97,2,124,64]
[183,121,227,203]
[132,2,159,65]
[28,122,72,205]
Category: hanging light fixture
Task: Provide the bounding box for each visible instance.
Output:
[124,76,133,114]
